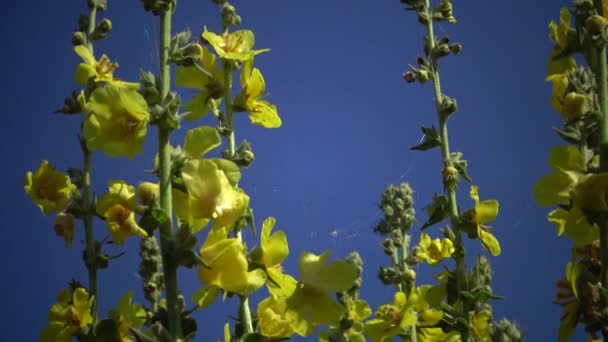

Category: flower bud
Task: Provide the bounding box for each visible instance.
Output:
[91,18,112,41]
[404,269,416,282]
[561,92,588,120]
[54,212,76,247]
[586,15,608,41]
[442,166,459,189]
[137,182,159,206]
[416,69,430,83]
[72,31,86,46]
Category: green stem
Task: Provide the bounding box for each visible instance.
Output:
[223,59,254,335]
[401,234,417,342]
[423,1,469,340]
[157,8,181,340]
[83,3,98,320]
[593,0,608,331]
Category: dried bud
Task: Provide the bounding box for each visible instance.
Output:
[416,56,429,67]
[403,71,417,83]
[450,43,462,55]
[54,212,76,247]
[137,182,159,206]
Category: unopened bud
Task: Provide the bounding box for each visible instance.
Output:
[416,69,430,83]
[91,18,112,41]
[404,269,416,281]
[54,212,76,247]
[138,182,159,206]
[586,15,608,41]
[442,166,459,188]
[72,31,86,46]
[562,92,588,120]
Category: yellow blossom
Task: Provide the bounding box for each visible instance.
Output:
[416,233,455,265]
[202,27,269,61]
[462,186,501,256]
[40,288,94,342]
[24,160,77,215]
[74,46,138,88]
[197,226,265,294]
[82,84,150,159]
[234,60,282,128]
[109,290,146,341]
[96,180,148,244]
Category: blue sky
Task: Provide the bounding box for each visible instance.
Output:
[2,0,584,340]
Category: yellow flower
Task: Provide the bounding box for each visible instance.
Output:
[286,251,358,334]
[546,72,588,120]
[74,46,138,88]
[416,233,455,265]
[547,8,577,76]
[319,298,372,342]
[470,309,492,342]
[257,296,297,338]
[54,212,76,247]
[175,45,223,121]
[176,159,249,229]
[137,182,159,207]
[234,60,282,128]
[197,226,265,294]
[40,288,94,342]
[462,186,501,256]
[365,291,417,342]
[96,180,148,245]
[202,27,269,61]
[24,160,77,215]
[254,217,296,297]
[109,291,146,342]
[82,84,150,159]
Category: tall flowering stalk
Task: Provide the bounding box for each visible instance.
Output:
[379,0,523,341]
[535,0,608,340]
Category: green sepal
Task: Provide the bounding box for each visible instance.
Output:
[421,194,449,230]
[438,94,458,118]
[410,125,441,151]
[131,329,159,342]
[451,152,472,182]
[242,333,266,342]
[138,208,169,235]
[92,318,120,341]
[459,287,503,304]
[170,29,192,56]
[174,225,210,268]
[139,70,161,106]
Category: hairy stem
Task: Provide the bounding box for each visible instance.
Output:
[402,234,416,342]
[157,7,181,339]
[83,3,98,320]
[223,59,254,335]
[593,0,608,327]
[423,0,469,340]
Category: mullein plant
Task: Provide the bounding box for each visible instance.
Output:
[534,0,608,340]
[25,0,365,340]
[375,0,524,341]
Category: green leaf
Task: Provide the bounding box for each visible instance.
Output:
[410,125,441,151]
[208,158,241,186]
[191,286,219,309]
[451,152,472,182]
[421,194,449,230]
[183,126,222,159]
